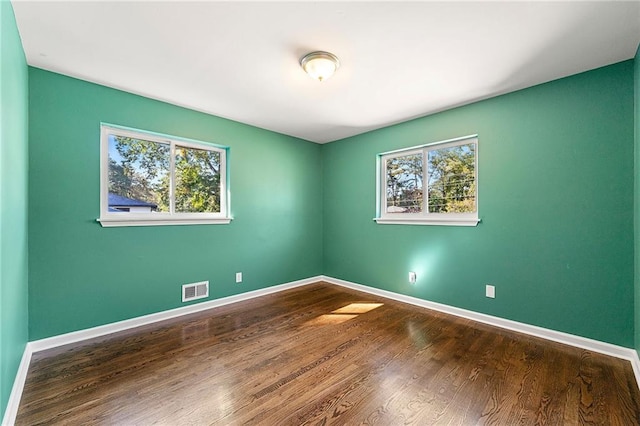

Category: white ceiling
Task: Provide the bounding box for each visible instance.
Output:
[11,1,640,143]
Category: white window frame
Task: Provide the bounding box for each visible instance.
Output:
[375,135,479,227]
[98,124,231,227]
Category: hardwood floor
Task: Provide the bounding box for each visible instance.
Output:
[15,282,640,425]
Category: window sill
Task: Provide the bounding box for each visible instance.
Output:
[373,217,480,227]
[97,217,232,227]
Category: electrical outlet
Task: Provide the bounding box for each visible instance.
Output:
[236,272,243,283]
[486,284,495,298]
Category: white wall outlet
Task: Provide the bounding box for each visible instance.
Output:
[486,284,495,298]
[236,272,243,283]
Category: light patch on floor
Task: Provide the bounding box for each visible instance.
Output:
[303,302,384,326]
[332,302,384,314]
[304,314,358,326]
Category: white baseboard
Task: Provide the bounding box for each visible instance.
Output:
[4,274,640,425]
[2,344,33,426]
[631,350,640,394]
[320,275,640,389]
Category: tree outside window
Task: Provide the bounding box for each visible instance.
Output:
[100,124,229,227]
[377,136,478,226]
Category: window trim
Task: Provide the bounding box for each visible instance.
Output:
[374,135,480,227]
[98,123,231,227]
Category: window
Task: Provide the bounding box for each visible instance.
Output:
[375,135,479,226]
[99,124,230,227]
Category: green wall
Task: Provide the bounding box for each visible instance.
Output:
[28,68,323,340]
[323,61,634,347]
[0,0,29,419]
[28,60,638,347]
[635,44,640,356]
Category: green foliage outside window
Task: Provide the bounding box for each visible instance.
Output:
[428,144,476,213]
[108,136,221,213]
[384,141,476,215]
[386,153,423,213]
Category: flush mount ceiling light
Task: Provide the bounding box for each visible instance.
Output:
[300,51,340,82]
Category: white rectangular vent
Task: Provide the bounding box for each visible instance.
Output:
[182,281,209,302]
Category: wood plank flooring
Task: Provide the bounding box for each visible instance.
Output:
[15,282,640,425]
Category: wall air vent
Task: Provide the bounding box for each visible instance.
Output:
[182,281,209,302]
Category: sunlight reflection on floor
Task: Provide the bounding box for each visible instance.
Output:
[303,302,384,326]
[332,302,384,314]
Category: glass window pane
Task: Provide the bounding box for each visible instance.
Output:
[175,145,221,213]
[386,153,423,214]
[108,135,170,213]
[427,143,476,213]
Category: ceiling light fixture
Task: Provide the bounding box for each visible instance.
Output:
[300,51,340,82]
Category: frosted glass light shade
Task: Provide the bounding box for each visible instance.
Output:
[300,51,340,82]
